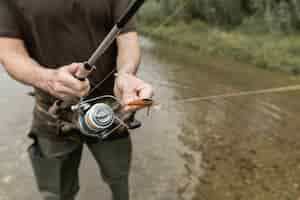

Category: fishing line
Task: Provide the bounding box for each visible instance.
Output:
[138,1,300,106]
[150,0,191,35]
[153,84,300,109]
[81,0,300,104]
[176,85,300,103]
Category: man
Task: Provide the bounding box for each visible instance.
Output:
[0,0,153,200]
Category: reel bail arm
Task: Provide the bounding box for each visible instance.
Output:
[70,97,154,139]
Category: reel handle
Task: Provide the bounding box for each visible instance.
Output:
[48,63,94,115]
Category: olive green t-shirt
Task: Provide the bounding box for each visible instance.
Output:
[0,0,135,105]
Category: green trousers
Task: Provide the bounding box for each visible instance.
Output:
[28,135,132,200]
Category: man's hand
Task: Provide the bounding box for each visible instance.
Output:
[114,73,154,111]
[41,63,90,101]
[0,38,90,101]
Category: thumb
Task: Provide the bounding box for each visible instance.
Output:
[66,63,82,75]
[138,84,154,99]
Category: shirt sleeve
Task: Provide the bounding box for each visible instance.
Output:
[111,0,136,34]
[0,1,22,38]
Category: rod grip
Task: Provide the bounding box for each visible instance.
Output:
[48,63,94,115]
[74,63,93,81]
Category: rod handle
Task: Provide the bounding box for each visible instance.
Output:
[74,63,94,81]
[48,63,94,115]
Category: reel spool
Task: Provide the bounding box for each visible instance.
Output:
[79,103,115,137]
[74,96,128,140]
[71,96,153,140]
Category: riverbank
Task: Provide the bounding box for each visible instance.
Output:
[139,20,300,75]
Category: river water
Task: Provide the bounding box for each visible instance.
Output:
[0,37,300,200]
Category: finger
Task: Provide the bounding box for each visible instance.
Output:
[61,72,90,92]
[77,78,90,92]
[138,84,154,99]
[74,63,91,79]
[63,63,90,89]
[53,83,81,98]
[79,82,91,97]
[65,63,82,74]
[56,93,76,102]
[114,85,122,99]
[81,79,91,92]
[122,92,139,105]
[122,105,141,113]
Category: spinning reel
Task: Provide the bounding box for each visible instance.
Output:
[71,96,153,140]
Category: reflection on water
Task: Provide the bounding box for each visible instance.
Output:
[138,37,300,200]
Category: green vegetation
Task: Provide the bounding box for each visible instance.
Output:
[138,0,300,74]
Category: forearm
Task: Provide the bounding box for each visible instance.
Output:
[114,33,153,103]
[116,32,141,75]
[0,38,90,100]
[0,38,49,90]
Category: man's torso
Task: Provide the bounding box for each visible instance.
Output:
[10,0,129,104]
[4,0,135,139]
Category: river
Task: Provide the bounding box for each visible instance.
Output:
[0,37,300,200]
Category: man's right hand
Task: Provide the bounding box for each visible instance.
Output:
[0,38,89,101]
[41,63,90,101]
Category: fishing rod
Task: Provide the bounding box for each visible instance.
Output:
[46,0,148,140]
[49,0,147,115]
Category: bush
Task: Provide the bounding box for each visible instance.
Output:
[139,0,300,32]
[137,0,300,74]
[137,1,164,26]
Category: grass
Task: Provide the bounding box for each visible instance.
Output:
[138,20,300,75]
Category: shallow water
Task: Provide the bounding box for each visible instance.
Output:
[138,38,300,200]
[0,37,300,200]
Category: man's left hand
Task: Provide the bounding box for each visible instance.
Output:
[114,73,154,112]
